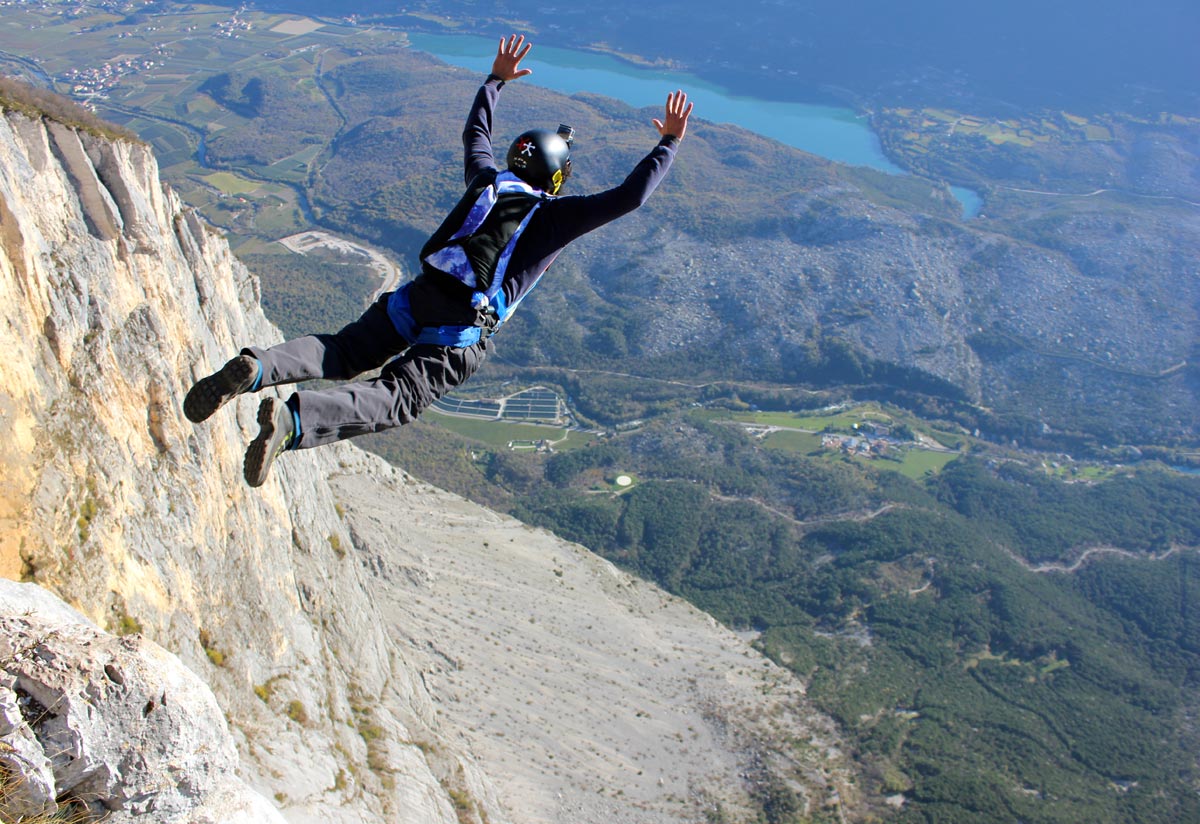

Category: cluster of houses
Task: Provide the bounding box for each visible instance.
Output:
[822,422,895,458]
[822,433,890,457]
[214,10,252,38]
[65,54,159,99]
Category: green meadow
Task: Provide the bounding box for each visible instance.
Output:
[427,409,586,451]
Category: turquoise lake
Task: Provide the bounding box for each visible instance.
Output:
[410,33,905,174]
[408,33,979,217]
[410,34,981,218]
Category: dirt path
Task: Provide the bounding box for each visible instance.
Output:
[1006,543,1197,574]
[708,495,900,531]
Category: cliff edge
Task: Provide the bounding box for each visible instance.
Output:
[0,104,856,823]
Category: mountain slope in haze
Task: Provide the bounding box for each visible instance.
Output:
[2,2,1193,451]
[228,0,1200,115]
[26,4,1192,449]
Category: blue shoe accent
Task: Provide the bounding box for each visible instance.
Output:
[289,406,302,450]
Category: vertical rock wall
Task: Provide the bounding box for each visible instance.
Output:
[0,110,485,823]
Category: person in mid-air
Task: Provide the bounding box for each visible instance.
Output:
[184,34,692,487]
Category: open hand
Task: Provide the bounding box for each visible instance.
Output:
[653,90,694,140]
[491,34,533,81]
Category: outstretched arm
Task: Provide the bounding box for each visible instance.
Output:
[541,90,693,243]
[463,35,534,184]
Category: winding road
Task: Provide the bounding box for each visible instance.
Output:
[1006,543,1197,574]
[998,184,1200,209]
[707,496,900,531]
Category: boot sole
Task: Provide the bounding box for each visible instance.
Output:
[244,399,290,488]
[184,356,257,423]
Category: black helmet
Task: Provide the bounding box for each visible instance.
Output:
[506,128,572,195]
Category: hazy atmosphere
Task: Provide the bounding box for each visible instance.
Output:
[0,0,1197,822]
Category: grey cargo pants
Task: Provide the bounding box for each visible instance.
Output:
[244,293,488,450]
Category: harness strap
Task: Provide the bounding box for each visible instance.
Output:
[423,172,543,290]
[469,200,541,315]
[386,283,487,348]
[390,172,553,348]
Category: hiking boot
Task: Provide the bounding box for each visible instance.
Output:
[184,354,259,423]
[243,397,295,488]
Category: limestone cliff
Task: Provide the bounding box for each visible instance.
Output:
[0,107,856,822]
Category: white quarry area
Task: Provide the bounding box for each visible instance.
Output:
[277,229,404,298]
[0,105,857,823]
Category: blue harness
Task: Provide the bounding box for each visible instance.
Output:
[388,172,545,347]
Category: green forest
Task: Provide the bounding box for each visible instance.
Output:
[492,427,1200,823]
[359,396,1200,822]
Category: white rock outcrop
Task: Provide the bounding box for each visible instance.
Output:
[0,106,858,822]
[0,579,284,823]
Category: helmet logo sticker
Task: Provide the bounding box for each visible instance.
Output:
[517,139,536,157]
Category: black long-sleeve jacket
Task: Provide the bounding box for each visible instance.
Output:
[405,76,679,329]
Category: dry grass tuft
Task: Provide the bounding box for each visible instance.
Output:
[0,75,139,143]
[0,766,99,823]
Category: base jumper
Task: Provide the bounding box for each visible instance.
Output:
[184,35,692,486]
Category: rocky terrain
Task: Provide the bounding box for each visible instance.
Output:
[1,579,285,823]
[0,105,856,821]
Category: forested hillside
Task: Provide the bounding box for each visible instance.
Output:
[483,416,1200,823]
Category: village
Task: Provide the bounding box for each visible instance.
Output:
[64,52,160,99]
[35,3,254,101]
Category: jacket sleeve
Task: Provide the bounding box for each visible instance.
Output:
[540,136,679,246]
[463,76,504,185]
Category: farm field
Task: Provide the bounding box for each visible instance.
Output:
[426,409,585,451]
[0,3,405,240]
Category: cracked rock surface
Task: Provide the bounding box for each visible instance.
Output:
[0,579,284,823]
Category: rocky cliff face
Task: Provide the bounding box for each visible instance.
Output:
[0,110,857,821]
[1,579,286,823]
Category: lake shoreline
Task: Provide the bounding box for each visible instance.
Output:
[408,32,904,171]
[407,30,986,218]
